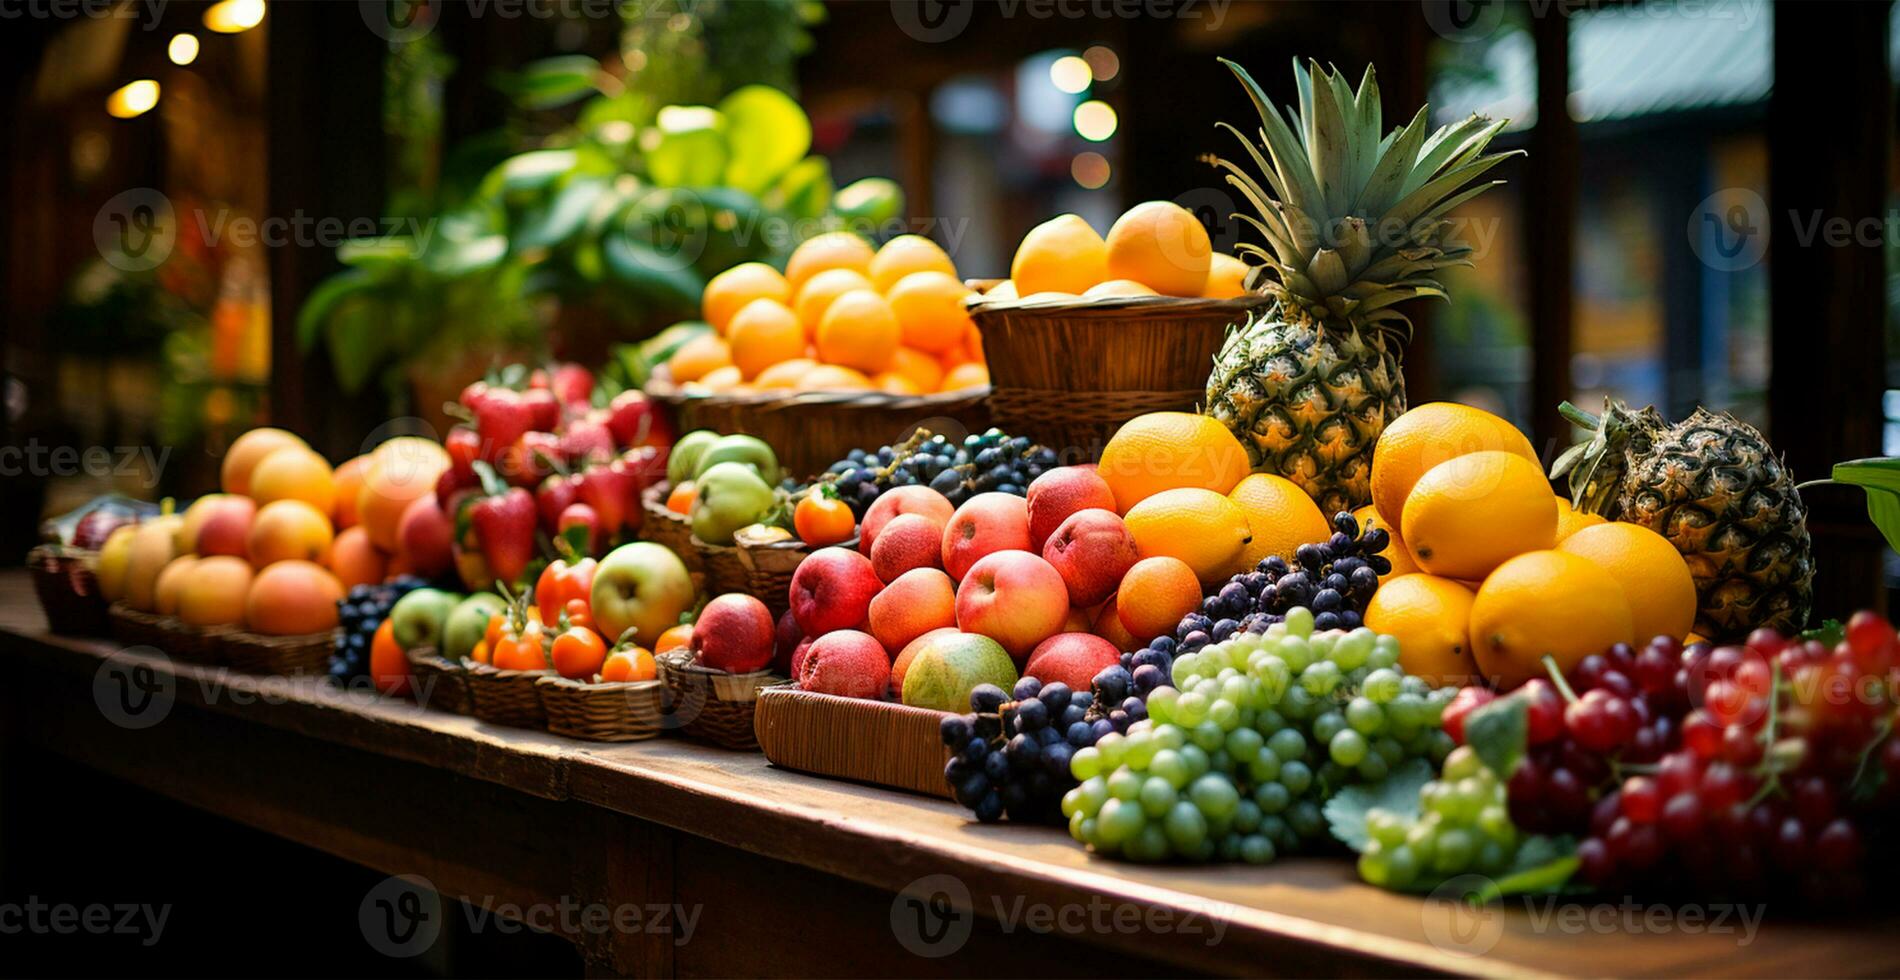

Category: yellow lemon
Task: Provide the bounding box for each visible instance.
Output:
[1104,201,1211,297]
[1229,474,1328,570]
[1401,451,1556,581]
[1097,411,1252,513]
[1352,504,1420,581]
[1363,574,1480,687]
[1123,487,1253,584]
[1557,522,1697,643]
[1010,214,1107,296]
[1470,550,1635,689]
[1370,402,1541,531]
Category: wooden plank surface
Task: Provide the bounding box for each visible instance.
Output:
[4,572,1898,977]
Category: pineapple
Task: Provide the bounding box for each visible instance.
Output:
[1203,58,1518,516]
[1551,399,1814,641]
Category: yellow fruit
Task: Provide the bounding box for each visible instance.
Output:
[1203,253,1249,298]
[221,427,308,496]
[886,271,976,353]
[941,363,989,391]
[872,372,921,395]
[1352,504,1420,581]
[815,289,901,374]
[702,262,790,335]
[1082,279,1159,299]
[798,364,873,391]
[1104,201,1211,297]
[727,298,805,380]
[1010,214,1107,296]
[784,231,875,295]
[1228,473,1328,570]
[891,347,945,392]
[97,525,139,601]
[753,358,818,389]
[1370,402,1541,531]
[1123,487,1253,584]
[793,267,876,337]
[1364,574,1480,686]
[1554,498,1607,541]
[1097,411,1251,513]
[1557,522,1697,643]
[869,234,956,292]
[1401,451,1557,581]
[693,365,744,391]
[667,333,733,383]
[1470,550,1635,689]
[249,446,337,516]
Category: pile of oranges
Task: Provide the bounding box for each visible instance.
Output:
[988,200,1250,304]
[666,232,989,396]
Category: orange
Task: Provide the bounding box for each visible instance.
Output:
[1470,550,1635,689]
[869,234,956,292]
[703,262,791,335]
[886,271,976,353]
[692,365,744,391]
[873,372,922,395]
[1123,487,1253,584]
[1363,574,1480,686]
[249,499,335,567]
[654,623,694,653]
[891,347,945,393]
[753,358,818,389]
[1203,253,1250,298]
[1352,505,1420,581]
[221,427,308,496]
[153,555,200,617]
[1104,201,1211,297]
[1557,522,1697,643]
[1009,214,1107,296]
[815,289,900,374]
[329,525,388,590]
[667,333,733,383]
[797,364,873,391]
[1093,593,1140,649]
[600,646,657,683]
[727,298,805,380]
[331,455,370,529]
[785,231,876,295]
[1401,451,1556,581]
[1082,279,1159,299]
[666,481,697,514]
[941,362,989,392]
[1097,411,1251,513]
[1370,402,1540,531]
[1116,557,1203,641]
[1555,497,1607,541]
[369,618,411,697]
[1228,474,1328,570]
[793,267,876,337]
[249,446,337,516]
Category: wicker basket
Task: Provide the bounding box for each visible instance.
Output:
[159,618,233,666]
[691,535,750,597]
[108,603,170,650]
[753,686,954,799]
[640,483,703,573]
[220,629,334,676]
[27,545,109,636]
[405,648,472,715]
[464,663,552,728]
[538,675,665,741]
[656,649,779,750]
[968,288,1264,458]
[645,373,991,483]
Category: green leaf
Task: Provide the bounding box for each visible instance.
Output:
[1829,458,1900,552]
[645,106,729,188]
[503,55,602,111]
[296,267,381,350]
[513,177,609,252]
[832,177,903,227]
[323,292,392,393]
[1465,697,1528,780]
[718,84,812,195]
[601,233,705,315]
[1467,836,1581,903]
[1802,619,1845,647]
[424,234,508,277]
[337,236,420,268]
[1324,758,1435,852]
[769,157,833,221]
[481,149,580,199]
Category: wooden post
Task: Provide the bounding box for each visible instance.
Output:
[1524,4,1576,460]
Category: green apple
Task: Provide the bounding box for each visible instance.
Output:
[690,461,775,545]
[667,429,721,486]
[901,631,1018,712]
[691,434,778,482]
[590,542,696,647]
[389,588,462,651]
[442,593,506,662]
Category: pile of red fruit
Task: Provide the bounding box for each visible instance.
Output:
[1445,612,1900,902]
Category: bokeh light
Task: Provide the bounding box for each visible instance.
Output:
[1073,100,1118,141]
[1049,55,1092,94]
[1072,152,1111,189]
[168,34,199,66]
[1083,45,1120,82]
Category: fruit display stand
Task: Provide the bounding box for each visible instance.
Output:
[13,586,1900,978]
[753,686,954,799]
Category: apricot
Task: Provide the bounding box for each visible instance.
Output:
[248,499,335,568]
[244,559,344,636]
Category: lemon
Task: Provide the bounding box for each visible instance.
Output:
[1470,550,1635,689]
[1401,451,1556,581]
[1097,411,1252,513]
[1370,402,1540,531]
[1558,522,1697,643]
[1124,488,1252,584]
[1554,497,1607,542]
[1363,574,1479,686]
[1230,474,1328,570]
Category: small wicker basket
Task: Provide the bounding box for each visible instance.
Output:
[753,686,954,799]
[968,288,1263,457]
[656,648,779,750]
[220,629,333,676]
[691,534,750,598]
[27,545,109,636]
[463,663,552,728]
[405,648,472,715]
[640,483,703,573]
[160,618,234,666]
[108,603,171,651]
[538,675,665,741]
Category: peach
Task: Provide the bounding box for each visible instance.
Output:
[332,455,371,529]
[177,555,254,627]
[1042,508,1138,608]
[182,494,255,558]
[1026,467,1117,552]
[798,629,891,699]
[1117,556,1202,642]
[329,525,388,591]
[860,486,953,556]
[692,593,777,673]
[941,492,1030,582]
[248,499,334,568]
[358,444,448,552]
[249,446,337,516]
[1092,593,1140,651]
[245,559,344,635]
[221,427,307,496]
[955,551,1069,662]
[789,636,815,678]
[396,495,455,578]
[789,546,881,636]
[153,555,201,617]
[869,513,944,582]
[868,567,956,654]
[891,626,959,692]
[1024,632,1123,690]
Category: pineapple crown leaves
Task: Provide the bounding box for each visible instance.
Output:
[1210,56,1523,335]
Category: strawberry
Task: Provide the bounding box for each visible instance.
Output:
[444,426,481,483]
[435,462,477,514]
[469,463,538,590]
[522,387,561,432]
[576,462,638,538]
[562,411,616,468]
[459,380,492,414]
[499,430,563,487]
[472,387,533,463]
[619,444,667,489]
[558,502,604,556]
[551,363,594,408]
[536,473,580,534]
[604,389,673,449]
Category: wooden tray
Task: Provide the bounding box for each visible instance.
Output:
[753,686,953,799]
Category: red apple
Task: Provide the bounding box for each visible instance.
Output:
[954,551,1069,662]
[940,492,1031,582]
[788,546,881,637]
[1026,467,1117,552]
[691,593,776,673]
[1024,632,1123,691]
[869,513,944,583]
[860,486,953,557]
[189,495,256,558]
[789,636,815,678]
[396,495,455,578]
[797,629,891,699]
[772,607,804,676]
[1041,508,1139,608]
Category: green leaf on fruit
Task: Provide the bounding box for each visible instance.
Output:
[1827,458,1900,553]
[1324,758,1434,852]
[1466,836,1581,903]
[1801,618,1845,648]
[1465,697,1528,780]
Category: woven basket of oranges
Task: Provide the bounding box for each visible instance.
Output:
[644,232,993,480]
